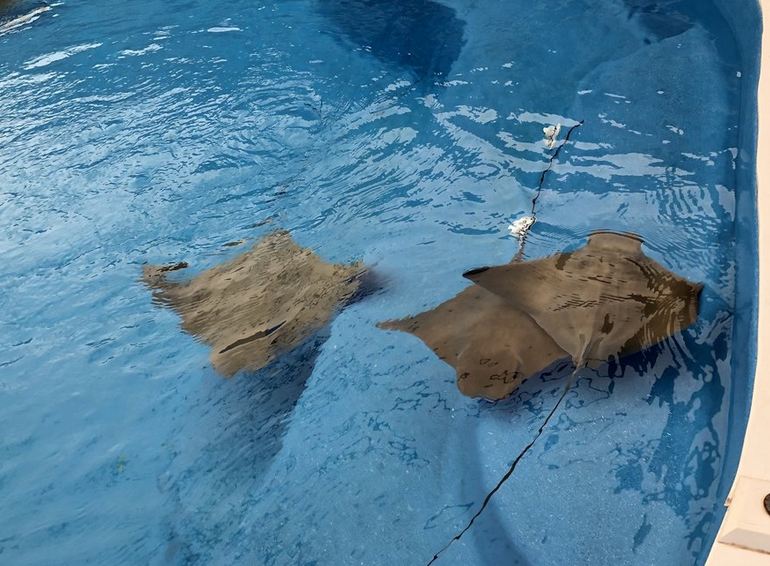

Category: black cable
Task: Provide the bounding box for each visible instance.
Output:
[427,369,579,565]
[428,121,586,564]
[515,120,584,261]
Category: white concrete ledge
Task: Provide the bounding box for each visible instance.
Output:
[706,0,770,563]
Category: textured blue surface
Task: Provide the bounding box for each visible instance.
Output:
[0,0,759,564]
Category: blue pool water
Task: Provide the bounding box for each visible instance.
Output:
[0,0,761,564]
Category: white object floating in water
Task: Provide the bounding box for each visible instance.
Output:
[508,215,535,240]
[207,26,242,33]
[543,124,561,149]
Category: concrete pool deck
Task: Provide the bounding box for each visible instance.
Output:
[707,0,770,562]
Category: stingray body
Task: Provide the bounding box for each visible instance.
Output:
[379,286,568,400]
[143,230,364,377]
[381,231,700,400]
[465,232,702,366]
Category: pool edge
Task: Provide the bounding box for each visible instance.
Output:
[706,0,770,563]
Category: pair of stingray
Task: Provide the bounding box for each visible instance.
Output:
[143,230,701,400]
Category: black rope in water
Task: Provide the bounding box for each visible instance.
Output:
[531,120,584,216]
[427,119,588,564]
[426,369,581,565]
[515,120,584,262]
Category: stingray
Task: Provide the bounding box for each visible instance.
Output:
[143,230,365,377]
[464,231,702,367]
[379,285,568,400]
[379,231,700,402]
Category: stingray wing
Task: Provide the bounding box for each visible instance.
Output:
[379,285,568,400]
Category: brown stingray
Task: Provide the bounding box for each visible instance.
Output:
[143,230,364,377]
[464,231,702,367]
[378,285,569,400]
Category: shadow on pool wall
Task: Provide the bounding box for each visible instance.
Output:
[157,332,330,564]
[317,0,465,82]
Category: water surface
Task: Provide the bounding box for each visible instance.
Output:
[0,0,755,564]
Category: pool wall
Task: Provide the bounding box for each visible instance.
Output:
[707,0,769,562]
